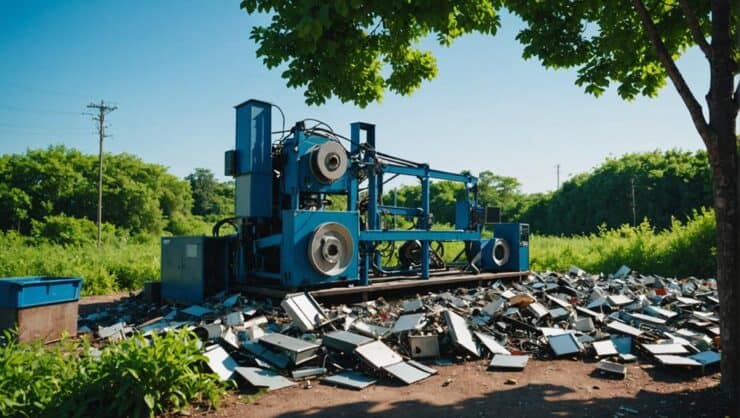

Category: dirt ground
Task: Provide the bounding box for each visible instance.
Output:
[199,359,727,418]
[79,295,730,418]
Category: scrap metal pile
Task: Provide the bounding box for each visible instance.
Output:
[78,265,722,392]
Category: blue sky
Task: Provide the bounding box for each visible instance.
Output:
[0,0,707,193]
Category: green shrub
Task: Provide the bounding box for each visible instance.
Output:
[0,232,159,295]
[30,215,117,246]
[0,330,91,418]
[530,207,716,277]
[0,329,229,418]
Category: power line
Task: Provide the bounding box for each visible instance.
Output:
[86,100,117,248]
[0,104,82,115]
[0,80,93,99]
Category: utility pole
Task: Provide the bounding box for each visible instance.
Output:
[631,177,637,226]
[86,100,117,248]
[556,164,560,189]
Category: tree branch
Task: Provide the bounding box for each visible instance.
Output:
[632,0,713,146]
[678,0,712,60]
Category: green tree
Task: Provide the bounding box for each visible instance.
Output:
[523,150,713,234]
[0,146,193,235]
[242,0,738,408]
[186,168,234,218]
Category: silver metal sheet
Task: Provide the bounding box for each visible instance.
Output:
[642,343,689,355]
[242,341,291,369]
[291,367,327,379]
[592,340,618,357]
[322,370,376,390]
[280,292,327,332]
[391,313,426,334]
[645,305,677,319]
[607,321,643,337]
[675,296,702,306]
[351,321,390,338]
[528,302,549,319]
[575,306,605,322]
[538,327,575,337]
[402,299,424,312]
[614,265,631,278]
[489,354,529,370]
[549,333,582,356]
[322,331,373,353]
[182,305,213,317]
[473,331,510,355]
[354,340,403,369]
[545,294,572,309]
[630,313,666,325]
[574,317,595,332]
[597,360,626,378]
[383,361,432,385]
[443,310,479,357]
[224,311,244,326]
[607,295,633,306]
[235,367,296,391]
[655,355,701,366]
[482,298,505,316]
[204,345,237,381]
[548,307,570,320]
[259,333,320,353]
[406,359,438,375]
[409,335,440,358]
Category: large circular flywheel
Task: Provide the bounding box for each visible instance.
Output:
[307,222,354,276]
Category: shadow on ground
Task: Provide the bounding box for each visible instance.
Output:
[265,383,729,418]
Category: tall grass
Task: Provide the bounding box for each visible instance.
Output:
[530,208,716,277]
[0,232,159,295]
[0,208,717,295]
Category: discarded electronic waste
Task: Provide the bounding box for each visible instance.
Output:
[160,99,530,304]
[77,264,722,392]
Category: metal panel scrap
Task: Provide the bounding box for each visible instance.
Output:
[280,292,327,332]
[235,367,296,391]
[443,310,479,357]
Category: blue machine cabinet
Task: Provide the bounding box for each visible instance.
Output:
[493,223,530,272]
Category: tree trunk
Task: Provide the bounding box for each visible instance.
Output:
[706,1,739,415]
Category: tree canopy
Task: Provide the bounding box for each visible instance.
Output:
[0,146,193,235]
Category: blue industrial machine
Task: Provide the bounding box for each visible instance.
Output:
[161,99,529,299]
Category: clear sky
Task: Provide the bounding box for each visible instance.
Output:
[0,0,708,193]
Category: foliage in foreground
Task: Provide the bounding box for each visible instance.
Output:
[0,329,228,418]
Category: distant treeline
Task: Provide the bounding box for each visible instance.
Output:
[0,146,233,242]
[387,149,711,235]
[0,146,711,241]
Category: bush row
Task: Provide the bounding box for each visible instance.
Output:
[530,208,716,278]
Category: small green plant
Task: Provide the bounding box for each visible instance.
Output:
[0,329,229,418]
[89,330,229,417]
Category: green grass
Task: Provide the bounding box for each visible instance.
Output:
[0,232,159,295]
[0,208,717,295]
[530,207,716,277]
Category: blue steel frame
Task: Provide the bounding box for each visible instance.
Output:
[350,122,481,284]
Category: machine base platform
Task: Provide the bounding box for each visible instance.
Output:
[235,270,529,302]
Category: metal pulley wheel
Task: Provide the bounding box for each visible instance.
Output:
[308,222,354,276]
[490,238,510,266]
[310,141,348,183]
